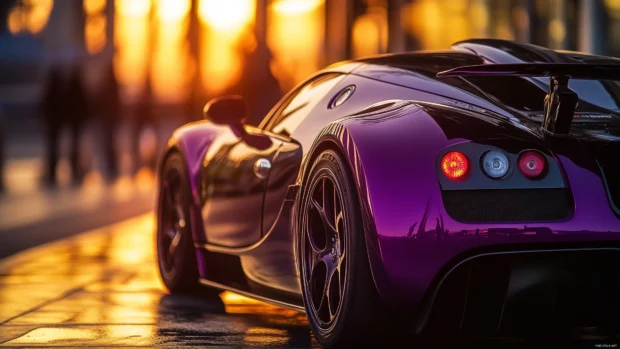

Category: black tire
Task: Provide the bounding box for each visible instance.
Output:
[157,152,220,298]
[298,149,393,348]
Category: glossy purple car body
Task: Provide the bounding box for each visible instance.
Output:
[158,39,620,338]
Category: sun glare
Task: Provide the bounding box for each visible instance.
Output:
[156,0,190,22]
[116,0,151,17]
[198,0,255,32]
[272,0,322,15]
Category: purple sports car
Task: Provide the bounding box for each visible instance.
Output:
[156,39,620,346]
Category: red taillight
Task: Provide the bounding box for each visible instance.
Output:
[441,151,469,180]
[518,151,546,178]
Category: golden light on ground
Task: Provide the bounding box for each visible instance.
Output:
[198,0,255,95]
[268,0,324,90]
[7,328,96,344]
[0,213,310,346]
[116,0,151,17]
[115,0,150,102]
[199,0,255,32]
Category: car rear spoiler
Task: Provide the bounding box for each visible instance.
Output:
[437,63,620,136]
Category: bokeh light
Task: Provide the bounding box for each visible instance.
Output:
[114,0,151,102]
[85,16,106,54]
[198,0,255,95]
[116,0,151,17]
[156,0,190,22]
[272,0,322,15]
[7,0,54,35]
[199,0,254,32]
[352,6,387,58]
[84,0,106,15]
[151,0,192,104]
[268,0,325,91]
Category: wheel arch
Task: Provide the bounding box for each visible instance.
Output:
[297,102,460,311]
[159,121,226,243]
[297,122,393,305]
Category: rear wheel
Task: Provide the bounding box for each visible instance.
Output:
[298,149,394,347]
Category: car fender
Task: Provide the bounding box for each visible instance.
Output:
[160,120,226,243]
[300,100,495,310]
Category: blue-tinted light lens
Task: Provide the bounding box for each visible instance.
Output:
[482,150,509,178]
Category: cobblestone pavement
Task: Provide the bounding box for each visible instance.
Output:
[0,214,319,348]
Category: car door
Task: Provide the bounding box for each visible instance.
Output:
[262,73,346,236]
[200,126,283,248]
[201,73,344,248]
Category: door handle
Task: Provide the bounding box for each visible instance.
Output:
[253,158,271,180]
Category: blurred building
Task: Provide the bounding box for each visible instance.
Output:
[0,0,619,124]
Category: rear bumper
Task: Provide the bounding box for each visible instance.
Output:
[416,247,620,337]
[374,229,620,326]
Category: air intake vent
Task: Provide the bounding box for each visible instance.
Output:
[442,189,570,222]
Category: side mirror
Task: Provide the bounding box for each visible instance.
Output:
[203,95,272,150]
[203,95,247,126]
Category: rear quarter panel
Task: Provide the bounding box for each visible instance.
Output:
[306,99,620,315]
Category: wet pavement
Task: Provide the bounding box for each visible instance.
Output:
[1,213,618,348]
[0,214,319,348]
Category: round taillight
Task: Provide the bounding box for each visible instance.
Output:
[441,151,469,181]
[518,151,546,179]
[481,150,510,179]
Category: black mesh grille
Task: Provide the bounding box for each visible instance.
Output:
[442,189,570,222]
[599,155,620,214]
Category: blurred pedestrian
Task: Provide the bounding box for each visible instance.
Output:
[132,77,158,173]
[87,60,121,180]
[40,63,89,186]
[234,38,282,126]
[0,110,4,193]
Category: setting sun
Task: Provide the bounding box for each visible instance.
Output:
[272,0,322,15]
[156,0,190,22]
[198,0,255,32]
[116,0,151,17]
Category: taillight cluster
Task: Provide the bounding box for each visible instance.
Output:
[440,150,547,181]
[440,151,469,181]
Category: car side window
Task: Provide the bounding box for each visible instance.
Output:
[265,73,344,136]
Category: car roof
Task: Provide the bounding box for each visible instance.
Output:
[352,39,620,68]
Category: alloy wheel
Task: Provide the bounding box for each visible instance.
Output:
[159,168,186,274]
[303,173,347,329]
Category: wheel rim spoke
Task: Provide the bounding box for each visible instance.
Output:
[305,174,346,327]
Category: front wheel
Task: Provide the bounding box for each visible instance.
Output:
[298,149,395,347]
[157,152,200,293]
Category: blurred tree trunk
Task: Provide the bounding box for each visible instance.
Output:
[387,0,405,53]
[255,0,267,45]
[104,0,114,59]
[325,0,352,63]
[187,0,201,121]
